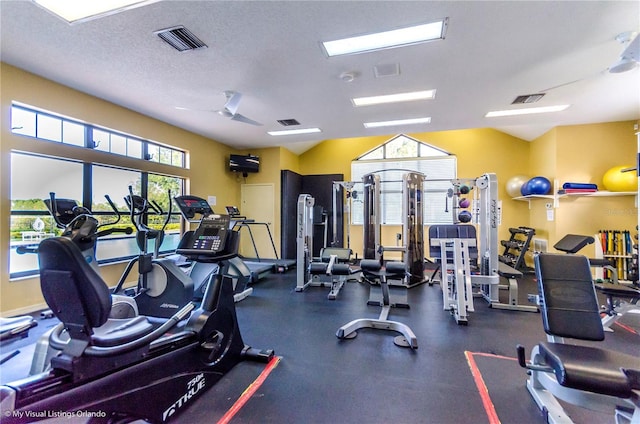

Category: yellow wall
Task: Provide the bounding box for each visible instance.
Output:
[528,122,638,258]
[0,64,241,313]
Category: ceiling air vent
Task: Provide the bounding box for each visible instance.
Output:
[277,119,300,126]
[374,63,400,78]
[512,93,545,104]
[155,26,207,52]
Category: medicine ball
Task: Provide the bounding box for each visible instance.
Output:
[458,210,472,223]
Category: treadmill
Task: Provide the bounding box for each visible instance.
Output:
[173,196,271,286]
[225,206,296,274]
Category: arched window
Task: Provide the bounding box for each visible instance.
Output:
[351,135,456,225]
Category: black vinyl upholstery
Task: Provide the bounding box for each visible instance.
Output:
[38,237,153,349]
[539,341,638,398]
[534,253,640,397]
[428,225,478,261]
[535,253,604,341]
[553,234,595,254]
[38,237,112,335]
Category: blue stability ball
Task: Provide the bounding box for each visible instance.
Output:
[520,182,532,196]
[525,176,552,195]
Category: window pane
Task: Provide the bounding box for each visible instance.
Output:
[37,114,62,142]
[147,174,183,251]
[11,153,83,203]
[127,138,142,159]
[386,136,417,158]
[10,153,83,276]
[62,121,85,147]
[360,149,383,160]
[171,150,184,167]
[111,134,127,156]
[147,144,160,162]
[93,129,110,152]
[92,166,141,212]
[351,157,456,225]
[159,147,172,165]
[11,107,36,137]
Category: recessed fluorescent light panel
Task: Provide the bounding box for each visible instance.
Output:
[352,90,436,107]
[268,128,322,136]
[33,0,156,24]
[364,117,431,128]
[322,19,448,56]
[485,105,570,117]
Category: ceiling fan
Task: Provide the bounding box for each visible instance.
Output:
[215,91,262,126]
[540,31,639,93]
[176,90,262,126]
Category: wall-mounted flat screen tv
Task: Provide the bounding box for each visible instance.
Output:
[229,154,260,173]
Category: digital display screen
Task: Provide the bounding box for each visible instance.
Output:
[201,227,219,237]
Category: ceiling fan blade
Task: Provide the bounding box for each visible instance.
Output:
[539,78,583,93]
[621,32,639,61]
[224,91,242,115]
[231,113,262,126]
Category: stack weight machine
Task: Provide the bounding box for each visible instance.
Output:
[362,171,426,288]
[297,194,357,299]
[429,174,536,325]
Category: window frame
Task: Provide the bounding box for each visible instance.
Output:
[351,135,457,226]
[11,103,187,169]
[9,154,185,279]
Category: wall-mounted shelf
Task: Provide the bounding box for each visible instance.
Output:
[511,179,636,209]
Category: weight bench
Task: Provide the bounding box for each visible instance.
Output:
[336,260,417,349]
[517,253,640,424]
[554,234,640,331]
[301,247,360,299]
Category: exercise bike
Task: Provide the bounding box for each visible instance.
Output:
[113,186,193,318]
[0,213,274,423]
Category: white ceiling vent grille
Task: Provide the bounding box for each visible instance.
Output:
[155,26,207,52]
[374,63,400,78]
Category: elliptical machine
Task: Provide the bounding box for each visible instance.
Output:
[113,186,193,318]
[38,192,138,318]
[0,213,274,423]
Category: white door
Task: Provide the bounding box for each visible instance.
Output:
[240,184,276,259]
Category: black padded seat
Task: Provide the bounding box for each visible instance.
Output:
[498,261,522,279]
[311,248,359,276]
[360,260,406,278]
[554,234,595,253]
[38,237,154,349]
[330,264,353,275]
[309,263,329,274]
[539,341,640,398]
[90,317,155,347]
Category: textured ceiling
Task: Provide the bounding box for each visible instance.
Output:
[1,0,639,154]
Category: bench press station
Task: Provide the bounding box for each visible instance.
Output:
[429,223,537,324]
